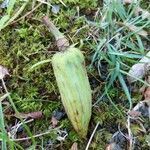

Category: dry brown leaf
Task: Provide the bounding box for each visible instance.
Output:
[15,111,43,119]
[51,116,58,128]
[70,142,78,150]
[28,111,43,119]
[0,65,9,79]
[128,51,150,83]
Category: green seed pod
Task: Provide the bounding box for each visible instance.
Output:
[52,47,92,138]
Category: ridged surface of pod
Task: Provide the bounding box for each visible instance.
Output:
[52,47,92,138]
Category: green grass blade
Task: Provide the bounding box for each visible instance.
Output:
[91,39,106,66]
[136,35,145,53]
[1,0,28,30]
[0,101,7,150]
[107,62,120,87]
[120,70,150,86]
[105,86,124,118]
[7,0,16,15]
[118,73,132,110]
[0,15,10,31]
[29,59,51,71]
[1,79,36,147]
[108,52,143,59]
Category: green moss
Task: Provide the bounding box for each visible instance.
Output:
[140,0,150,10]
[52,0,98,8]
[89,130,112,149]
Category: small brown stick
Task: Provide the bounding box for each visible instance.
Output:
[85,122,100,150]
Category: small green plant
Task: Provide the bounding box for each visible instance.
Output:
[90,0,150,110]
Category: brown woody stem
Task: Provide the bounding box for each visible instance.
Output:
[42,16,69,51]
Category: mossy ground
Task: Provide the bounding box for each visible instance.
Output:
[0,0,149,149]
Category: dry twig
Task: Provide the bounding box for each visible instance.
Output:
[85,122,100,150]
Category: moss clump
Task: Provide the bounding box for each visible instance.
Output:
[52,0,98,8]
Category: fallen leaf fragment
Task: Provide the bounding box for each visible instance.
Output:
[15,111,43,119]
[128,63,145,83]
[128,51,150,83]
[0,65,9,79]
[70,142,78,150]
[27,111,43,119]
